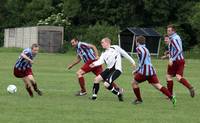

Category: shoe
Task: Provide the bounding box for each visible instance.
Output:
[75,91,87,96]
[132,99,143,105]
[189,87,195,98]
[89,94,97,100]
[118,93,123,101]
[36,89,42,96]
[171,96,176,107]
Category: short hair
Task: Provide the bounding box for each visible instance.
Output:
[164,34,168,37]
[31,43,39,49]
[101,37,111,44]
[71,38,79,42]
[136,35,146,45]
[167,24,176,31]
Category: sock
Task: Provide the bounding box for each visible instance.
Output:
[167,80,173,95]
[160,87,172,99]
[133,88,142,101]
[26,87,33,97]
[32,82,38,92]
[179,78,192,89]
[78,77,86,92]
[107,86,119,95]
[92,83,99,95]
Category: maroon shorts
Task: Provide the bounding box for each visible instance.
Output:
[134,73,159,84]
[81,60,103,76]
[167,59,185,77]
[14,67,33,78]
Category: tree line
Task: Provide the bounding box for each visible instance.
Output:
[0,0,200,51]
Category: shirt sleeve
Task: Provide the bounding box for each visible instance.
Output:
[115,46,135,64]
[93,53,105,66]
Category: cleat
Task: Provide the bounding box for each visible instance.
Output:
[171,96,176,107]
[89,94,97,100]
[36,89,42,96]
[118,93,123,101]
[132,99,143,105]
[75,91,87,96]
[189,87,195,98]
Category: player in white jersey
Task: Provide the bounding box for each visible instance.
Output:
[89,37,136,101]
[131,36,176,106]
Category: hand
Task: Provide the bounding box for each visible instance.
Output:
[168,60,173,66]
[29,60,34,64]
[67,64,73,70]
[89,63,95,68]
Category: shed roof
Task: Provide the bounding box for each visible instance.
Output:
[120,27,161,37]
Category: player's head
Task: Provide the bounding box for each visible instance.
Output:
[136,35,146,46]
[164,34,169,44]
[167,24,176,36]
[31,43,39,54]
[101,37,111,49]
[70,38,79,48]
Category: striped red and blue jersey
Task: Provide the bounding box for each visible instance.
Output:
[76,42,96,63]
[14,48,35,70]
[135,44,156,76]
[168,33,184,61]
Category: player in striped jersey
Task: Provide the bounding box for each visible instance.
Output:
[132,36,176,105]
[166,24,195,97]
[89,37,136,101]
[67,38,119,96]
[13,44,42,97]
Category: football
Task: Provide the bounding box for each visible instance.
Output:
[7,85,17,94]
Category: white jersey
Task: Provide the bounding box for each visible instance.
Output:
[93,45,135,72]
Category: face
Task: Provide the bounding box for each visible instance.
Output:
[164,36,169,44]
[71,39,78,48]
[101,39,110,49]
[167,27,174,36]
[32,47,39,55]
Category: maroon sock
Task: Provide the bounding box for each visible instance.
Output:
[179,78,192,89]
[133,88,142,101]
[32,83,38,91]
[78,77,86,92]
[167,80,173,95]
[160,87,172,99]
[26,87,33,97]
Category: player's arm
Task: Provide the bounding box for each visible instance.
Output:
[116,46,136,67]
[89,53,104,68]
[88,44,99,59]
[21,53,34,64]
[67,55,81,69]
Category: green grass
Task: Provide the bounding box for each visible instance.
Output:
[0,51,200,123]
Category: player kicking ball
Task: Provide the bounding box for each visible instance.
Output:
[89,37,136,101]
[13,44,42,97]
[131,36,176,106]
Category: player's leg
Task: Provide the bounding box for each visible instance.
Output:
[166,64,175,95]
[22,77,34,97]
[27,75,42,96]
[90,75,103,100]
[75,69,87,96]
[104,70,123,101]
[176,60,195,97]
[132,73,144,104]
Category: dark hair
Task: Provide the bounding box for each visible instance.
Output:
[164,34,168,37]
[31,43,39,49]
[167,24,176,31]
[71,38,79,42]
[136,35,146,44]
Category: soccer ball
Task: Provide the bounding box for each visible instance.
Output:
[7,85,17,94]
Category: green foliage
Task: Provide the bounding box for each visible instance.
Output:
[63,0,80,18]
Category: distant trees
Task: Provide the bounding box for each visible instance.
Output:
[0,0,200,50]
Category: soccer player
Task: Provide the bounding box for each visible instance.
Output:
[166,24,195,97]
[89,37,136,101]
[67,38,119,96]
[161,35,170,60]
[131,36,176,105]
[13,44,42,97]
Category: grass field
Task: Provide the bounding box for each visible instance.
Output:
[0,50,200,123]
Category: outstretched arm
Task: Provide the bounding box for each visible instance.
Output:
[21,53,34,64]
[67,55,81,69]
